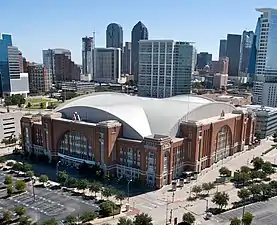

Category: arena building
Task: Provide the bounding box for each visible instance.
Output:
[21,93,255,188]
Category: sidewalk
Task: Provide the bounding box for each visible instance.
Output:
[129,139,274,225]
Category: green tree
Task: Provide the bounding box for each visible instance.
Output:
[65,215,77,224]
[249,184,262,199]
[182,212,195,224]
[252,157,264,170]
[18,216,32,225]
[77,179,89,192]
[4,175,12,185]
[57,171,68,184]
[261,162,275,175]
[26,171,34,178]
[2,210,12,223]
[7,184,13,196]
[13,206,26,216]
[99,200,116,217]
[237,188,251,202]
[65,177,78,188]
[15,180,26,192]
[102,187,113,200]
[233,172,250,185]
[133,213,153,225]
[117,217,133,225]
[202,182,215,195]
[116,192,126,205]
[89,182,101,197]
[42,218,59,225]
[240,166,251,174]
[260,183,271,197]
[39,174,49,185]
[219,167,231,177]
[212,192,229,209]
[230,217,241,225]
[192,185,202,197]
[80,211,97,222]
[242,212,254,225]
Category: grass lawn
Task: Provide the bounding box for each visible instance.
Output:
[26,98,59,109]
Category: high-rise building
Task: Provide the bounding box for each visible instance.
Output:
[0,33,29,97]
[253,8,277,107]
[239,30,254,74]
[131,21,148,82]
[226,34,241,77]
[138,40,194,98]
[196,52,212,70]
[211,57,229,74]
[42,48,71,83]
[123,42,131,74]
[26,63,51,93]
[92,48,121,83]
[106,23,123,50]
[219,39,227,58]
[82,36,94,76]
[54,54,80,82]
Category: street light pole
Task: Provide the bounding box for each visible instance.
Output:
[32,178,36,201]
[127,179,132,204]
[56,160,61,177]
[205,199,209,212]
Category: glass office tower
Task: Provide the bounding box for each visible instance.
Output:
[253,8,277,107]
[0,33,12,95]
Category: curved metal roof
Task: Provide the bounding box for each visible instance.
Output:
[56,93,236,139]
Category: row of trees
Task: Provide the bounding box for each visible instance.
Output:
[4,94,26,107]
[230,212,254,225]
[1,206,32,225]
[4,175,27,195]
[57,171,126,203]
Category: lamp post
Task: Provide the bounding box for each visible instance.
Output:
[56,160,61,177]
[127,179,132,204]
[205,199,209,212]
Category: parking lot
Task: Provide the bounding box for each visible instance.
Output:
[0,169,100,222]
[214,197,277,225]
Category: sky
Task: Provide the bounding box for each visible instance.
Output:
[1,0,277,64]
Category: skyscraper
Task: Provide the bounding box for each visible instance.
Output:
[27,63,51,93]
[82,36,94,76]
[196,52,212,70]
[253,8,277,107]
[92,48,121,83]
[219,39,227,58]
[138,40,194,98]
[0,33,12,94]
[42,48,71,83]
[239,30,254,74]
[226,34,241,77]
[123,42,131,74]
[0,33,29,96]
[131,21,148,82]
[106,23,123,50]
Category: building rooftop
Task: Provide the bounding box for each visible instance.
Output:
[56,92,236,140]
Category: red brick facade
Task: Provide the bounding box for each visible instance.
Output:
[21,109,255,189]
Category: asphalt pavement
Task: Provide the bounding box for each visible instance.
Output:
[0,169,100,223]
[214,197,277,225]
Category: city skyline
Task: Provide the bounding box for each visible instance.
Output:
[1,0,277,64]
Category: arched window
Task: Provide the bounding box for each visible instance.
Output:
[215,126,232,161]
[59,131,94,161]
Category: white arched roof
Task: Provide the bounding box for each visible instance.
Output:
[56,93,236,140]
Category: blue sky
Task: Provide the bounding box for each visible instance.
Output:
[1,0,276,64]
